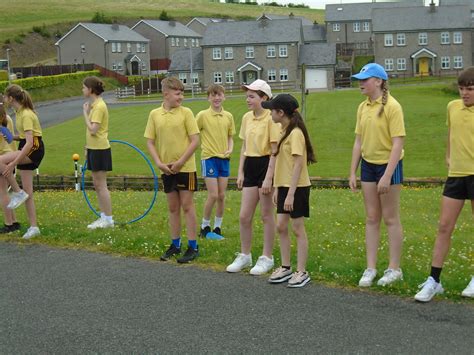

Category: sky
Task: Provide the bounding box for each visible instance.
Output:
[254,0,436,9]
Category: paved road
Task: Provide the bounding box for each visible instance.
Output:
[1,242,473,354]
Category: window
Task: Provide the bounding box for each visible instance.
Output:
[441,32,450,45]
[418,32,428,45]
[353,22,360,32]
[397,33,406,46]
[171,38,175,47]
[136,43,141,53]
[267,69,276,82]
[362,22,370,32]
[453,32,462,44]
[212,48,221,60]
[454,56,463,69]
[117,43,122,52]
[384,34,393,47]
[267,45,276,58]
[179,73,187,84]
[245,46,254,59]
[397,58,406,71]
[192,72,199,85]
[111,42,117,53]
[112,62,117,70]
[196,39,199,47]
[224,47,233,60]
[332,23,340,32]
[80,44,86,53]
[117,62,123,71]
[141,43,146,53]
[213,72,222,84]
[191,38,195,47]
[384,58,394,71]
[127,43,131,53]
[225,71,234,84]
[441,56,450,69]
[279,45,288,57]
[280,68,288,81]
[184,38,188,47]
[141,63,147,71]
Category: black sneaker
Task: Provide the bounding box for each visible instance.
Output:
[200,225,211,238]
[160,244,181,261]
[0,224,14,233]
[177,246,199,263]
[212,227,222,236]
[11,222,20,231]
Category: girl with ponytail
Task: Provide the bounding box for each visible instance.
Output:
[263,94,315,288]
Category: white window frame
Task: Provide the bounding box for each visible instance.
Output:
[212,48,222,60]
[179,73,187,84]
[80,44,86,53]
[176,38,180,47]
[224,47,233,60]
[184,38,188,47]
[453,56,463,69]
[191,38,195,47]
[192,72,199,85]
[441,56,450,69]
[141,62,147,71]
[396,33,406,46]
[112,62,117,70]
[141,43,146,53]
[111,42,117,53]
[196,39,199,47]
[362,21,370,32]
[136,43,141,53]
[225,71,234,84]
[453,32,462,44]
[418,32,428,45]
[117,42,122,53]
[213,72,222,84]
[279,68,288,81]
[441,32,450,45]
[171,38,175,47]
[117,62,123,71]
[267,69,276,82]
[245,46,254,59]
[127,43,131,53]
[397,58,406,71]
[384,34,393,47]
[353,22,360,32]
[267,45,276,58]
[333,23,340,32]
[279,45,288,58]
[384,58,394,71]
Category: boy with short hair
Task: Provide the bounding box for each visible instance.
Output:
[196,84,235,238]
[144,77,200,263]
[414,67,474,302]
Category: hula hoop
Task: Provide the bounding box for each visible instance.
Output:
[81,139,158,225]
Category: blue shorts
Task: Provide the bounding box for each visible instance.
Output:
[201,157,230,178]
[361,159,403,185]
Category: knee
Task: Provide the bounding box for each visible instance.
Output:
[366,214,381,227]
[261,213,275,225]
[240,213,251,226]
[276,221,288,235]
[438,219,455,236]
[383,215,400,228]
[207,191,218,202]
[217,192,226,203]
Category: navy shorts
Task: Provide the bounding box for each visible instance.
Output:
[276,186,310,218]
[18,137,45,170]
[361,159,403,185]
[243,156,270,188]
[201,157,230,178]
[442,175,474,200]
[87,148,112,172]
[162,172,198,193]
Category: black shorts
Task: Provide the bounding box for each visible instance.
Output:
[87,148,112,172]
[162,172,198,193]
[17,137,45,170]
[277,186,310,218]
[442,176,474,200]
[360,159,403,185]
[243,156,270,188]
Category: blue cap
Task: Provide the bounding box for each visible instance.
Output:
[352,63,388,80]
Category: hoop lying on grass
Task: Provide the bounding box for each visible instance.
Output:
[81,139,159,225]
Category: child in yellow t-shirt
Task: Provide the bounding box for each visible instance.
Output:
[196,84,235,239]
[144,77,200,263]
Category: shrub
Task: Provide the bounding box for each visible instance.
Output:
[32,24,51,38]
[0,71,8,82]
[91,12,112,24]
[159,10,172,21]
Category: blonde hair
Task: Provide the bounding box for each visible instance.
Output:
[378,80,389,117]
[207,84,225,96]
[161,77,184,92]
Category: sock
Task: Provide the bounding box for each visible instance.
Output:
[100,212,105,219]
[201,219,210,229]
[214,216,223,229]
[188,239,197,250]
[430,266,442,283]
[104,215,113,223]
[282,265,291,270]
[172,237,181,248]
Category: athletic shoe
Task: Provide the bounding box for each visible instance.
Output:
[177,246,199,263]
[268,266,293,284]
[461,277,474,298]
[249,255,274,276]
[212,227,222,236]
[7,190,29,209]
[414,276,444,302]
[87,218,114,230]
[160,244,181,261]
[0,223,17,233]
[358,268,377,287]
[288,271,311,288]
[22,226,40,240]
[377,268,403,286]
[11,222,20,231]
[200,225,211,238]
[226,253,252,273]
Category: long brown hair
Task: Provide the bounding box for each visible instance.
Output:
[0,95,8,127]
[378,80,389,117]
[5,84,34,111]
[83,76,105,95]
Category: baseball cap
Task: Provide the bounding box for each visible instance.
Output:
[261,94,299,113]
[352,63,388,80]
[242,79,272,99]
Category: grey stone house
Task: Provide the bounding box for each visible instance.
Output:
[168,48,204,91]
[372,4,472,76]
[299,43,337,90]
[131,20,202,71]
[55,23,150,75]
[186,17,234,36]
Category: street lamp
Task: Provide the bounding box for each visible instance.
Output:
[6,48,11,83]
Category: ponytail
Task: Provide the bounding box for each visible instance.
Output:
[378,80,388,117]
[5,84,35,111]
[0,96,7,127]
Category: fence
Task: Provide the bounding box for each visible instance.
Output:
[12,64,95,78]
[115,86,136,99]
[94,64,128,85]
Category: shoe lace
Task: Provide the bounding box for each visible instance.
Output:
[418,278,435,289]
[362,269,375,278]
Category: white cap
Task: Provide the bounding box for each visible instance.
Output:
[242,79,272,99]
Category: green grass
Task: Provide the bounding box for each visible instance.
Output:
[41,83,458,178]
[1,187,472,301]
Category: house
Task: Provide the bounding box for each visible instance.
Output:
[168,48,204,90]
[372,4,472,76]
[303,24,327,44]
[186,17,234,36]
[256,13,314,26]
[55,23,150,75]
[131,20,202,71]
[299,43,337,90]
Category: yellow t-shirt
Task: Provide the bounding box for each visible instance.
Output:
[446,99,474,177]
[86,97,110,150]
[239,110,280,157]
[274,128,311,187]
[144,105,199,173]
[0,116,16,155]
[16,108,42,139]
[355,94,405,164]
[196,106,235,159]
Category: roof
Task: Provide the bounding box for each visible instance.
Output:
[56,23,149,45]
[169,48,203,72]
[132,20,202,38]
[325,1,424,22]
[202,19,302,46]
[257,13,313,26]
[302,24,326,42]
[372,5,471,32]
[186,17,234,27]
[298,43,336,66]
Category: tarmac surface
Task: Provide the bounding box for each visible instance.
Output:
[1,242,473,354]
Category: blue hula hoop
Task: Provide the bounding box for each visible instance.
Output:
[81,139,159,225]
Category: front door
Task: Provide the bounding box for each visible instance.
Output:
[243,71,257,84]
[419,58,429,76]
[131,61,139,75]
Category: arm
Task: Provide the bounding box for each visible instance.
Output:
[170,133,199,174]
[349,135,362,192]
[224,136,234,157]
[83,102,100,135]
[146,139,172,175]
[283,154,304,211]
[445,127,450,168]
[377,136,404,194]
[236,142,246,190]
[261,142,277,195]
[4,131,34,176]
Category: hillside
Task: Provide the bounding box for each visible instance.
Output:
[0,0,324,67]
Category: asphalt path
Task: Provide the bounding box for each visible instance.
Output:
[1,242,473,354]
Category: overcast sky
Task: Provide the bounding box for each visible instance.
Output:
[255,0,435,9]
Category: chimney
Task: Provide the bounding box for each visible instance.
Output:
[429,0,436,13]
[111,23,119,31]
[169,20,176,27]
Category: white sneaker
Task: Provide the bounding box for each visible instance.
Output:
[414,276,444,302]
[87,218,114,230]
[377,268,403,286]
[359,268,377,287]
[7,190,29,209]
[461,276,474,298]
[22,226,40,239]
[249,255,274,275]
[226,253,252,273]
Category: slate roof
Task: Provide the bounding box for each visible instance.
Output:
[201,19,302,46]
[298,43,336,66]
[56,23,149,45]
[132,20,202,37]
[169,48,203,71]
[186,17,234,26]
[302,24,326,42]
[257,13,313,26]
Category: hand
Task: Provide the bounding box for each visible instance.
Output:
[261,178,272,195]
[349,174,358,192]
[445,157,450,169]
[83,102,90,113]
[3,162,14,177]
[223,150,232,158]
[272,189,278,206]
[236,172,244,190]
[377,175,390,194]
[158,162,173,175]
[284,194,294,212]
[170,160,184,174]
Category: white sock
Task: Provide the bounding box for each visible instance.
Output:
[201,219,210,229]
[214,216,223,229]
[104,215,113,223]
[100,212,105,219]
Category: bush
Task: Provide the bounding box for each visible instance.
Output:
[0,71,8,82]
[32,24,51,38]
[159,10,172,21]
[441,82,459,96]
[91,12,112,24]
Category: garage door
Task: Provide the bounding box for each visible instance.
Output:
[305,69,327,89]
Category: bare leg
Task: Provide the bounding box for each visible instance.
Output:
[292,217,308,272]
[361,182,382,269]
[20,170,37,227]
[276,213,291,266]
[380,185,403,269]
[166,191,181,237]
[91,171,112,216]
[179,190,197,241]
[259,188,275,258]
[239,187,259,254]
